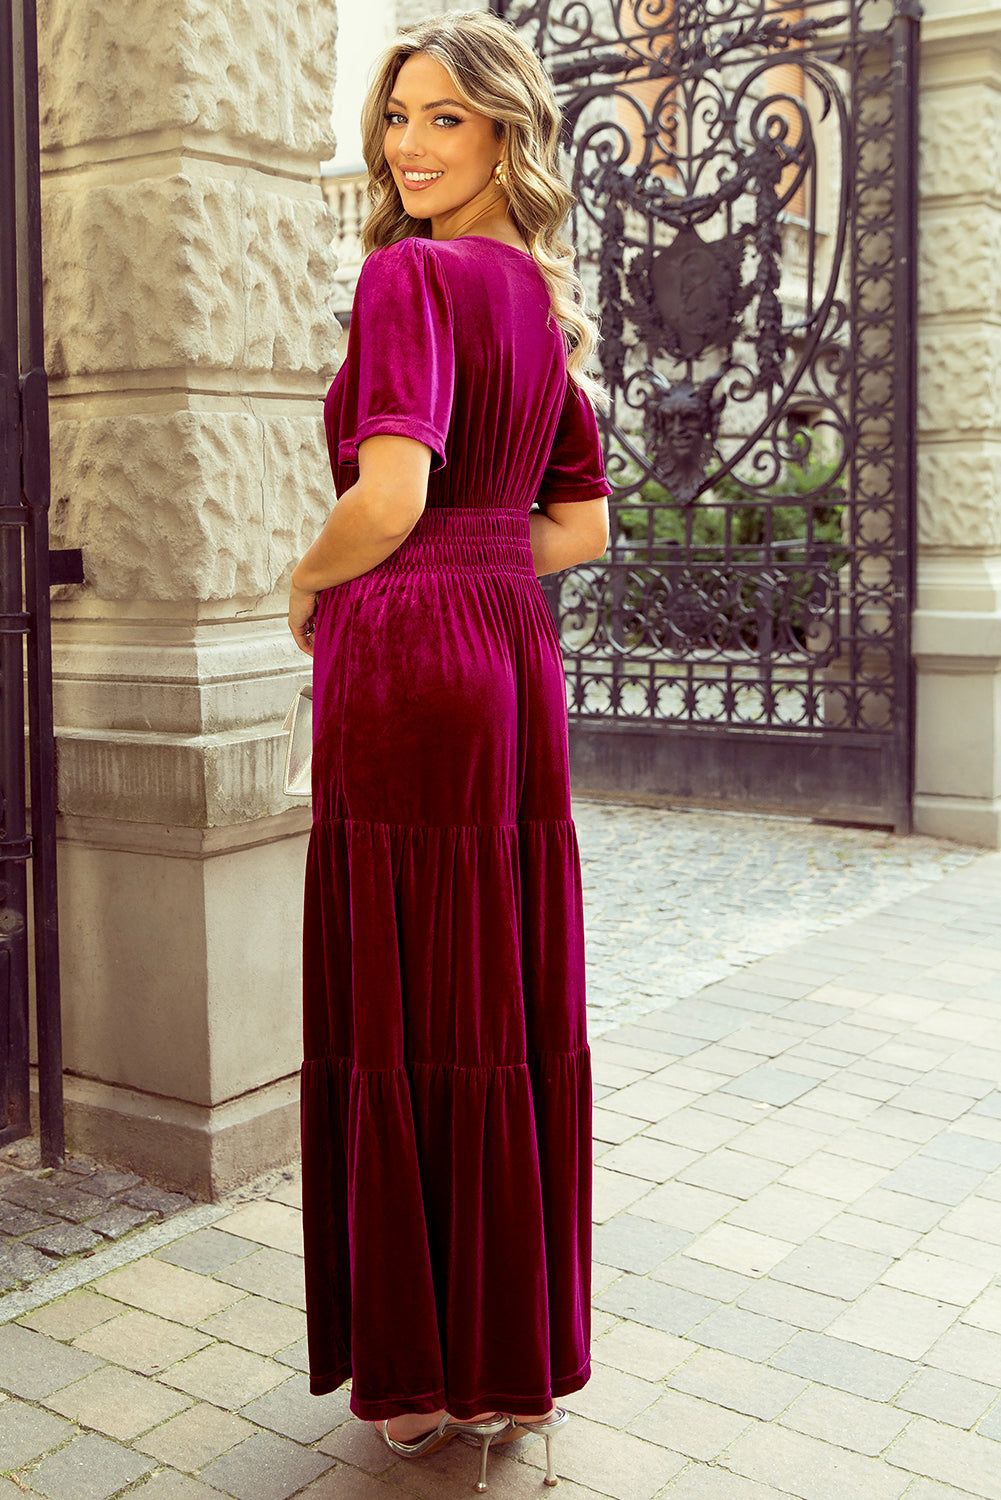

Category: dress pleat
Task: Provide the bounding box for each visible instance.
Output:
[301,235,610,1419]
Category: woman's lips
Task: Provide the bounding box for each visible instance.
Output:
[399,171,443,192]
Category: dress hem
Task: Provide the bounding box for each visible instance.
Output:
[309,1358,592,1417]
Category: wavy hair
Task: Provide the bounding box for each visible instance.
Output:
[359,9,604,409]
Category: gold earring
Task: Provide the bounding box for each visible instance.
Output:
[493,160,508,188]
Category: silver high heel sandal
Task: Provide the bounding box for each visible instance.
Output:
[508,1407,569,1487]
[379,1411,510,1492]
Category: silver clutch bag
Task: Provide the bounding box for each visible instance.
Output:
[282,684,313,798]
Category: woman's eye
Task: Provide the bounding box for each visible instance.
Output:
[435,115,462,128]
[384,112,406,126]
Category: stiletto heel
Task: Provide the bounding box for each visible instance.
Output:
[380,1411,510,1492]
[508,1407,568,1487]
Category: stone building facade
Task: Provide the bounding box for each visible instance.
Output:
[32,0,1001,1193]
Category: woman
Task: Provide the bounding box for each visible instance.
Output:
[289,10,610,1491]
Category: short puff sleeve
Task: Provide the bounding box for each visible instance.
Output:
[336,239,455,472]
[536,377,612,506]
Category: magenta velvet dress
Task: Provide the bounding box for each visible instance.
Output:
[300,234,610,1422]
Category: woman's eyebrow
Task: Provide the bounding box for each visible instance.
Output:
[386,96,466,112]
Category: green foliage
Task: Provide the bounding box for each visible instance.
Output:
[613,430,846,558]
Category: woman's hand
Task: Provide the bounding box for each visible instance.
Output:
[288,583,318,657]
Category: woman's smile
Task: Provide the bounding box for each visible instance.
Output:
[399,168,445,191]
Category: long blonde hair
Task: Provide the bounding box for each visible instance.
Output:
[359,9,604,409]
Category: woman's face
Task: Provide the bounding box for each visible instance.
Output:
[382,53,504,230]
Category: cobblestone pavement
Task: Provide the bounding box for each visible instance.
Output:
[0,810,999,1499]
[575,799,978,1035]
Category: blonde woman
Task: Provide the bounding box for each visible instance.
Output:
[289,10,609,1491]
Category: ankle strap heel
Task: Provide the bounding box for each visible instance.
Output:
[509,1407,569,1487]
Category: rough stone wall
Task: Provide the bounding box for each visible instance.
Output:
[39,0,339,602]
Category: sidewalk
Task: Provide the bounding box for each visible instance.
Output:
[1,834,1000,1498]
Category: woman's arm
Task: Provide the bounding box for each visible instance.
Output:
[288,434,431,655]
[530,498,609,578]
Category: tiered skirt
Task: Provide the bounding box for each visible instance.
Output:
[300,507,592,1419]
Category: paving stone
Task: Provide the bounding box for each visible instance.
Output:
[93,1258,243,1324]
[721,1065,819,1107]
[518,1411,684,1500]
[18,1290,122,1342]
[926,1324,1001,1387]
[122,1185,194,1215]
[727,1118,831,1167]
[976,1401,1001,1440]
[198,1294,307,1356]
[770,1329,915,1401]
[0,1243,56,1289]
[650,1253,751,1303]
[879,1248,993,1306]
[940,1196,1001,1244]
[45,1362,192,1439]
[72,1307,213,1374]
[87,1206,157,1239]
[628,1180,739,1232]
[628,1387,751,1459]
[778,1151,887,1203]
[736,1278,848,1333]
[594,1274,716,1335]
[827,1284,961,1360]
[962,1285,1001,1335]
[592,1215,691,1274]
[19,1431,154,1500]
[197,1430,334,1500]
[886,1414,1001,1499]
[1,1179,104,1223]
[690,1305,795,1362]
[720,1419,908,1500]
[232,1371,347,1443]
[677,1148,785,1200]
[211,1201,305,1257]
[779,1384,911,1456]
[75,1171,143,1199]
[134,1401,258,1470]
[658,1466,796,1499]
[313,1414,402,1477]
[24,1222,103,1257]
[878,1156,986,1205]
[156,1228,260,1276]
[161,1342,291,1410]
[725,1183,842,1242]
[298,1468,414,1500]
[562,1362,664,1429]
[130,1474,222,1500]
[0,1400,74,1468]
[669,1346,807,1420]
[593,1167,656,1222]
[817,1212,921,1260]
[591,1109,645,1146]
[896,1367,997,1429]
[272,1338,310,1372]
[644,1104,750,1158]
[0,1203,58,1236]
[770,1238,892,1299]
[592,1320,692,1383]
[214,1248,307,1311]
[686,1223,795,1278]
[0,1323,103,1399]
[595,1136,699,1183]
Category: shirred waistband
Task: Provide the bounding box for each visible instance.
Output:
[376,506,535,575]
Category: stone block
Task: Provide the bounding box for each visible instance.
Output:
[670,1346,807,1420]
[918,327,1001,439]
[594,1273,716,1336]
[215,1247,306,1310]
[156,1228,258,1276]
[0,1324,103,1399]
[44,173,337,381]
[237,1373,349,1443]
[721,1420,907,1500]
[18,1290,122,1342]
[198,1294,306,1357]
[16,1430,153,1500]
[770,1329,914,1401]
[38,0,336,160]
[0,1401,75,1470]
[45,1363,192,1440]
[896,1367,996,1430]
[93,1258,243,1323]
[197,1431,334,1500]
[917,443,1001,549]
[88,1206,157,1240]
[629,1388,751,1460]
[0,1245,54,1290]
[592,1320,692,1383]
[920,85,1001,202]
[134,1401,257,1470]
[919,204,1001,319]
[24,1222,103,1257]
[212,1201,303,1256]
[73,1308,212,1375]
[49,409,331,602]
[887,1415,1001,1499]
[160,1343,290,1409]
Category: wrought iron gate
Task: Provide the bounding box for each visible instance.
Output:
[495,0,918,829]
[1,0,77,1164]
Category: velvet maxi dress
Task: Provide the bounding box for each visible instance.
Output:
[300,234,611,1421]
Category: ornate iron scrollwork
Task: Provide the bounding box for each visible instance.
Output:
[496,0,913,767]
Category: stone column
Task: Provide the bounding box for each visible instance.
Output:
[37,0,338,1194]
[913,3,1001,847]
